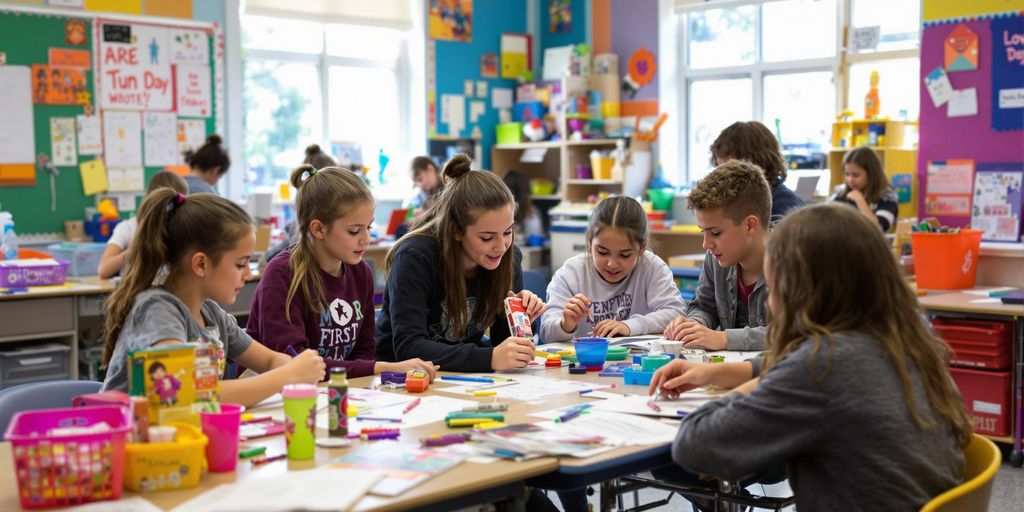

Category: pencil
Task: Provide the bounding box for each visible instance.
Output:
[251,453,286,466]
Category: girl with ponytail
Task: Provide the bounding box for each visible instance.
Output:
[101,190,326,407]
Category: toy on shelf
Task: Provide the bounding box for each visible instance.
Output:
[864,70,880,119]
[523,117,547,142]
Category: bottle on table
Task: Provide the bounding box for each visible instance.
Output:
[328,367,349,437]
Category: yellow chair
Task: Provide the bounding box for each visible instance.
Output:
[921,433,1001,512]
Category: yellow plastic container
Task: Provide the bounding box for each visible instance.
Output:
[591,156,615,180]
[123,422,208,492]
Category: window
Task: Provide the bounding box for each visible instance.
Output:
[676,0,921,185]
[242,15,413,197]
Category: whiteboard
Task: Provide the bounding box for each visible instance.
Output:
[0,66,36,164]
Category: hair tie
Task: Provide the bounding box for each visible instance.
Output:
[166,193,186,213]
[309,167,318,176]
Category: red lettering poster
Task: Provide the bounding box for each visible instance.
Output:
[99,23,173,111]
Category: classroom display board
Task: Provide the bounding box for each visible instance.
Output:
[0,7,221,235]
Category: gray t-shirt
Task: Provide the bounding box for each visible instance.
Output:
[184,175,217,195]
[102,288,253,392]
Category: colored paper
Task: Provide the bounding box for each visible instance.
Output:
[31,65,87,105]
[924,66,955,108]
[926,160,974,217]
[175,65,211,117]
[0,66,36,165]
[84,0,140,14]
[851,26,881,52]
[944,24,978,72]
[99,23,173,111]
[145,0,192,18]
[103,111,142,167]
[0,164,36,187]
[76,114,102,155]
[480,53,498,78]
[170,29,209,65]
[143,112,178,166]
[991,14,1024,132]
[80,159,108,196]
[50,117,77,166]
[972,163,1023,242]
[501,33,531,79]
[48,48,90,68]
[427,0,472,42]
[177,119,206,165]
[892,174,913,203]
[108,167,144,192]
[948,88,978,118]
[923,1,1020,23]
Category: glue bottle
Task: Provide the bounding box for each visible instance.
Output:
[1,212,17,261]
[328,367,349,437]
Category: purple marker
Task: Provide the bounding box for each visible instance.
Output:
[286,345,299,357]
[362,431,401,440]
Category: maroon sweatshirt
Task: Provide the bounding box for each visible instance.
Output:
[247,248,377,378]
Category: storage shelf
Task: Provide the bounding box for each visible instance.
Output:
[564,179,622,185]
[493,141,561,150]
[531,194,562,200]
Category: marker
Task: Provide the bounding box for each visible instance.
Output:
[646,400,662,412]
[241,415,272,424]
[423,434,469,447]
[494,448,519,458]
[556,408,583,423]
[285,345,299,357]
[578,389,594,395]
[676,410,689,416]
[251,453,286,466]
[357,416,403,423]
[463,403,508,412]
[441,376,494,383]
[361,431,400,440]
[403,398,422,414]
[473,390,497,397]
[238,446,267,459]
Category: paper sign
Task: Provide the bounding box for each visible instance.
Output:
[948,88,978,118]
[76,114,102,155]
[177,119,206,164]
[112,193,137,212]
[50,117,77,166]
[925,194,971,216]
[175,64,211,117]
[0,66,36,165]
[170,29,209,65]
[927,160,975,194]
[972,165,1023,242]
[851,26,880,52]
[999,88,1024,109]
[475,80,488,99]
[463,79,474,97]
[925,66,955,108]
[500,33,531,79]
[103,111,142,167]
[945,24,978,72]
[441,94,465,137]
[108,167,144,192]
[469,100,485,123]
[80,159,108,195]
[48,48,90,68]
[144,112,177,166]
[31,65,87,105]
[492,87,513,109]
[99,23,173,110]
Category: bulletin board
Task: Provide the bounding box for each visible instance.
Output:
[0,5,221,235]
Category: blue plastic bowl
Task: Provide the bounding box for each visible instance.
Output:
[574,337,610,370]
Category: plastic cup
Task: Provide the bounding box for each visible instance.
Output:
[282,384,318,460]
[574,337,610,371]
[199,403,244,472]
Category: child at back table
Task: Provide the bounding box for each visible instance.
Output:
[101,189,325,407]
[98,171,187,278]
[541,196,685,341]
[829,146,899,232]
[710,121,803,224]
[663,160,772,350]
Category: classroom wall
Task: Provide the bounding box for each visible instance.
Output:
[539,0,587,52]
[607,0,659,117]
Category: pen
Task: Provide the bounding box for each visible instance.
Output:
[362,431,401,440]
[238,446,267,459]
[285,345,299,356]
[646,400,662,412]
[357,416,403,422]
[441,376,494,383]
[555,408,583,423]
[251,453,286,466]
[403,398,422,414]
[676,410,689,416]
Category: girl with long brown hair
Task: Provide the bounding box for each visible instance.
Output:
[829,146,899,231]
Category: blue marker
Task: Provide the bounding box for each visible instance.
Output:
[494,448,519,458]
[440,376,494,383]
[556,408,583,423]
[676,410,689,416]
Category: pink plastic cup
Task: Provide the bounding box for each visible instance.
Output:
[199,403,245,472]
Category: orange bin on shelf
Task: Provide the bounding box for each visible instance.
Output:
[910,229,983,290]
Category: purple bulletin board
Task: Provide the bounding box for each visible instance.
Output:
[919,18,1024,227]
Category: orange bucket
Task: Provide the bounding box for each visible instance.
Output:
[910,229,983,290]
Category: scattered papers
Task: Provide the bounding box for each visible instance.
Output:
[591,389,728,418]
[436,374,612,401]
[544,411,679,446]
[169,468,383,512]
[331,442,466,496]
[355,394,476,429]
[62,497,162,512]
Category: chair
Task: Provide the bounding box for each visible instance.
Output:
[522,270,547,302]
[920,433,1001,512]
[0,380,102,433]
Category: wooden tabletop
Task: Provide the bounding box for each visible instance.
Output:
[0,276,114,301]
[918,290,1023,318]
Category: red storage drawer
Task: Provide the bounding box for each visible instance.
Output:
[932,318,1013,370]
[949,367,1011,437]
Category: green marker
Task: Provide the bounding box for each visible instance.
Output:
[238,446,267,459]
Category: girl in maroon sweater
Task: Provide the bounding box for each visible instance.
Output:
[248,164,437,380]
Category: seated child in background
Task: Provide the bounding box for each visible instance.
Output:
[406,155,443,223]
[710,121,803,224]
[247,164,437,380]
[650,203,970,510]
[101,189,325,408]
[541,196,686,341]
[98,171,188,278]
[663,160,771,351]
[829,146,899,232]
[501,170,545,239]
[265,144,339,262]
[183,134,230,195]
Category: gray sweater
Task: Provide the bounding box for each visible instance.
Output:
[673,331,964,511]
[685,251,768,350]
[540,251,687,342]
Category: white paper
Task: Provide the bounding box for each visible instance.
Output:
[107,167,145,192]
[170,29,209,64]
[475,80,488,98]
[143,112,178,166]
[794,175,820,202]
[924,66,955,108]
[355,394,477,429]
[492,87,514,109]
[103,111,143,167]
[590,390,727,418]
[520,148,547,163]
[543,411,679,446]
[851,26,881,52]
[177,119,206,164]
[112,193,138,212]
[469,100,485,123]
[998,88,1024,109]
[50,117,78,166]
[99,25,173,111]
[948,88,978,118]
[543,45,574,80]
[62,496,162,512]
[0,66,35,164]
[47,0,84,7]
[498,108,512,124]
[176,65,212,117]
[437,375,611,401]
[441,94,465,137]
[76,114,103,155]
[171,469,384,512]
[463,79,474,97]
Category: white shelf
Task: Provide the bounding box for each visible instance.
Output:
[564,179,622,185]
[493,141,561,150]
[980,242,1024,258]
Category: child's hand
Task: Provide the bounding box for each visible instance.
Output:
[510,290,547,322]
[377,359,440,381]
[593,319,630,338]
[649,360,713,399]
[663,315,689,339]
[673,321,727,350]
[560,293,593,333]
[845,189,867,206]
[492,336,535,370]
[286,349,326,384]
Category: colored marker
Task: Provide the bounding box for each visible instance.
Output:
[441,376,494,383]
[463,403,508,412]
[556,408,583,423]
[241,415,272,424]
[473,390,497,397]
[252,453,286,466]
[646,400,662,412]
[357,416,403,423]
[403,398,422,414]
[423,434,469,447]
[238,446,267,459]
[285,345,299,356]
[676,410,689,416]
[361,431,400,440]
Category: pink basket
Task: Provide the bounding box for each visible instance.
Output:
[0,259,70,288]
[4,405,130,509]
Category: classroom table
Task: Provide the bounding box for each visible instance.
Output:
[917,289,1024,467]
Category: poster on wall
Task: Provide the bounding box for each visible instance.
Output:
[925,160,974,217]
[50,117,77,166]
[170,29,209,65]
[991,14,1024,131]
[103,110,142,167]
[76,114,102,155]
[428,0,472,42]
[971,163,1023,242]
[143,111,177,166]
[176,64,211,117]
[549,0,572,33]
[31,65,87,105]
[944,24,978,72]
[177,119,206,164]
[99,23,173,111]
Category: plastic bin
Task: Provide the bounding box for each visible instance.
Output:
[0,259,69,288]
[647,188,674,211]
[123,422,207,492]
[623,367,655,386]
[0,343,72,389]
[933,318,1013,370]
[910,230,983,290]
[47,243,106,277]
[4,405,130,508]
[496,123,523,145]
[83,219,119,243]
[591,156,615,180]
[949,367,1011,437]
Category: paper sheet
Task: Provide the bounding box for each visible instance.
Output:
[169,468,383,512]
[50,117,77,166]
[441,94,465,137]
[354,394,477,429]
[591,390,728,418]
[80,159,108,196]
[0,66,35,164]
[177,119,207,164]
[850,26,880,52]
[469,100,485,123]
[62,496,162,512]
[108,167,145,192]
[103,111,143,167]
[492,87,513,109]
[176,64,212,117]
[925,66,955,107]
[76,114,103,155]
[543,411,679,446]
[436,374,611,401]
[948,88,978,118]
[144,112,178,166]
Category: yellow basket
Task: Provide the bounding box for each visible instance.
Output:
[123,422,208,492]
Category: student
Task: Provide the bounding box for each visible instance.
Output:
[375,154,546,372]
[663,161,771,351]
[650,203,971,510]
[710,121,803,224]
[829,146,899,232]
[247,165,437,380]
[101,188,326,407]
[406,155,442,219]
[541,196,686,341]
[98,171,188,278]
[501,170,544,238]
[183,135,230,195]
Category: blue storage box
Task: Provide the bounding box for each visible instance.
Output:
[513,101,545,123]
[623,367,655,386]
[48,242,106,276]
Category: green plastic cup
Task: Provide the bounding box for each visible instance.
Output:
[282,384,317,460]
